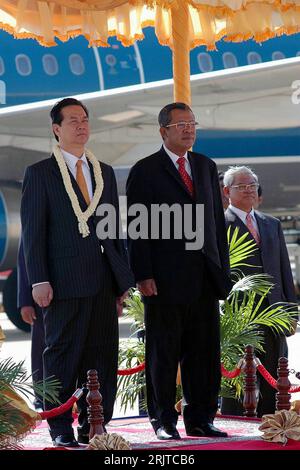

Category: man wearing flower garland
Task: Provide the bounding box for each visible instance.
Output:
[20,98,134,447]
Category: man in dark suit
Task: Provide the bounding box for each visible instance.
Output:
[222,165,297,417]
[17,239,45,411]
[20,97,134,447]
[126,102,231,440]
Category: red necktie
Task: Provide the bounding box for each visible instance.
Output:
[176,157,194,197]
[246,213,260,245]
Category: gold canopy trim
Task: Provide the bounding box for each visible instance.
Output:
[0,0,300,50]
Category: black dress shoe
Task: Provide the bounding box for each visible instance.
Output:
[186,423,228,438]
[156,424,181,440]
[52,434,80,447]
[77,425,107,444]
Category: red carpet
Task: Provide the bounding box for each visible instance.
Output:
[19,415,300,451]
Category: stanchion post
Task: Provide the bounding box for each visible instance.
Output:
[243,345,257,417]
[276,357,291,411]
[86,369,105,440]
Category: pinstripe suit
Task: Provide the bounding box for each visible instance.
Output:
[20,155,134,439]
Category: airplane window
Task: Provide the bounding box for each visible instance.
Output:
[272,51,285,61]
[297,51,300,57]
[43,54,58,75]
[15,54,32,76]
[197,53,213,73]
[247,52,262,65]
[0,57,4,76]
[69,54,85,75]
[222,52,238,69]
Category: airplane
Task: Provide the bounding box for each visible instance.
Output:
[0,26,300,330]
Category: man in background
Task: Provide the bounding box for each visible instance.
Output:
[222,165,297,416]
[18,240,45,411]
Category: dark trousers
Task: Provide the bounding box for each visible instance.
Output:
[221,327,288,418]
[31,306,45,384]
[43,269,118,439]
[144,286,221,431]
[31,306,46,404]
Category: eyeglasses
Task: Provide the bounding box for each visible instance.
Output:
[230,183,259,192]
[165,121,199,131]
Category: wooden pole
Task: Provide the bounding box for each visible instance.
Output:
[171,0,191,105]
[86,369,105,440]
[276,357,291,411]
[243,345,258,417]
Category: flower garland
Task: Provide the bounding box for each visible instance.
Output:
[53,144,104,238]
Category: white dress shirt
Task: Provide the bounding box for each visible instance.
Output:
[228,204,260,235]
[61,148,93,200]
[163,144,193,179]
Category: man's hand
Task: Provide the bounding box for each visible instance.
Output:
[20,306,36,325]
[137,279,158,296]
[32,283,53,308]
[116,290,129,317]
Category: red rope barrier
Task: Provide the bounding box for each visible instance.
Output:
[257,364,278,389]
[117,363,145,376]
[221,364,242,379]
[39,389,83,419]
[257,364,300,393]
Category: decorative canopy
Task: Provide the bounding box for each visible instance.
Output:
[1,0,299,104]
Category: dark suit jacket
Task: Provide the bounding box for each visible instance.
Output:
[21,155,134,299]
[225,207,297,305]
[126,146,231,304]
[17,238,34,309]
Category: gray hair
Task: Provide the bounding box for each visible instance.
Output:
[223,166,258,187]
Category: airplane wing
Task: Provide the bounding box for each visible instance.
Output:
[0,55,299,179]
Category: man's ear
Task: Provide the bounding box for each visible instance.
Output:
[52,124,60,140]
[159,127,166,141]
[223,186,230,199]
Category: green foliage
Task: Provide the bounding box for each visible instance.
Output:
[0,357,61,449]
[117,340,146,413]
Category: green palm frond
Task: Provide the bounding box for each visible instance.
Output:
[228,226,258,269]
[0,358,61,449]
[117,340,146,413]
[123,288,145,335]
[0,357,61,404]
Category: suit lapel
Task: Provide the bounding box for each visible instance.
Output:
[254,210,268,250]
[50,154,88,210]
[88,159,96,194]
[160,147,194,199]
[188,152,205,203]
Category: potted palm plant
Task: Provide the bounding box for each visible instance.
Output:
[117,227,298,410]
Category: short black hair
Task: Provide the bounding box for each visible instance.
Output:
[50,97,89,141]
[158,102,193,127]
[218,171,224,182]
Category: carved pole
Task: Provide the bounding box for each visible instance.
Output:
[86,369,105,440]
[243,345,258,417]
[276,357,291,411]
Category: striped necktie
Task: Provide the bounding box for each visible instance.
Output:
[176,157,194,197]
[246,213,260,244]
